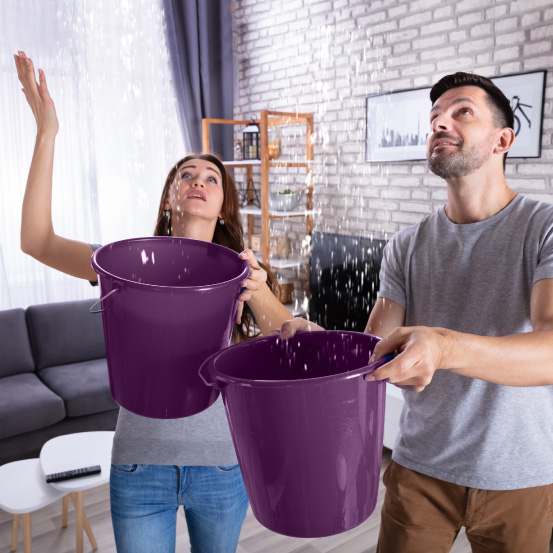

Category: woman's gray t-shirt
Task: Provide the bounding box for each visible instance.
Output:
[90,243,238,466]
[378,194,553,490]
[112,399,237,466]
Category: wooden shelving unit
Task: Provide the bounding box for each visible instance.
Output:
[202,111,315,297]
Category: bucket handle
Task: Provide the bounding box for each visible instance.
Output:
[198,357,228,390]
[198,362,213,387]
[90,288,119,314]
[361,353,395,380]
[231,286,248,324]
[198,286,248,389]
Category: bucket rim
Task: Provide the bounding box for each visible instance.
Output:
[91,236,250,292]
[204,330,389,388]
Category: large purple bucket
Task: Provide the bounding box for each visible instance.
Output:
[199,331,390,538]
[91,237,249,419]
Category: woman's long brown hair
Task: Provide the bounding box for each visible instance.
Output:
[154,153,279,342]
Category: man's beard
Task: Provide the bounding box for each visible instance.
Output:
[427,133,493,178]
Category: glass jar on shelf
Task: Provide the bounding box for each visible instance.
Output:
[268,127,281,160]
[234,139,243,161]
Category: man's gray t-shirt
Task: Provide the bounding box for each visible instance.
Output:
[378,194,553,490]
[90,244,238,466]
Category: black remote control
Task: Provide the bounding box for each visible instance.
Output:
[45,465,101,483]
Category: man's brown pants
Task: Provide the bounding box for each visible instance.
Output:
[377,460,553,553]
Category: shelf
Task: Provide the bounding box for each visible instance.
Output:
[251,254,309,269]
[223,160,260,166]
[270,160,314,168]
[223,159,314,167]
[240,206,261,215]
[269,210,317,219]
[240,206,316,218]
[270,256,309,269]
[202,111,314,295]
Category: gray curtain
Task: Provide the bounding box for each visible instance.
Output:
[163,0,234,161]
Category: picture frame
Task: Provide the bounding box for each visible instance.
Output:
[492,70,546,158]
[365,70,547,162]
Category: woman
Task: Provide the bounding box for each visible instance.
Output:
[15,51,292,553]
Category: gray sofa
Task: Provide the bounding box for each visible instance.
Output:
[0,299,119,465]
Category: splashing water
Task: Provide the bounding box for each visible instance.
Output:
[232,6,399,325]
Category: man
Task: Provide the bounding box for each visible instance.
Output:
[280,72,553,552]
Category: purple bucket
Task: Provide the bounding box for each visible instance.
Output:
[199,330,391,538]
[91,237,249,419]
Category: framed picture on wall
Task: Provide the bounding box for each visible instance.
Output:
[365,70,547,162]
[492,70,546,158]
[365,86,431,162]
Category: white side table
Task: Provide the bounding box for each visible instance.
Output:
[40,431,114,553]
[0,458,67,553]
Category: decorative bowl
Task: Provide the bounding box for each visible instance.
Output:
[269,189,304,212]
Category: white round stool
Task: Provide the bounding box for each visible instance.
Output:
[0,458,66,552]
[0,458,99,552]
[40,431,113,553]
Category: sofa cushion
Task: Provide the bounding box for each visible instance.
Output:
[0,373,65,439]
[39,359,117,417]
[26,299,106,370]
[0,308,35,378]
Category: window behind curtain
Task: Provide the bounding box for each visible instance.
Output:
[0,0,188,309]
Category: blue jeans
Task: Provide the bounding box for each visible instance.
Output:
[110,463,249,553]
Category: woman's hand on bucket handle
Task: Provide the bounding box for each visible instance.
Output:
[277,318,325,340]
[236,249,267,323]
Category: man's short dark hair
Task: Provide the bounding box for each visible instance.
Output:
[430,72,514,170]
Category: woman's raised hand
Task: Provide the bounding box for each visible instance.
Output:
[14,51,58,137]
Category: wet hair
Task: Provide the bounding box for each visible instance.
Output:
[430,72,514,170]
[154,152,279,343]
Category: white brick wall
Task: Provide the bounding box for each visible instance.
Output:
[233,0,553,247]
